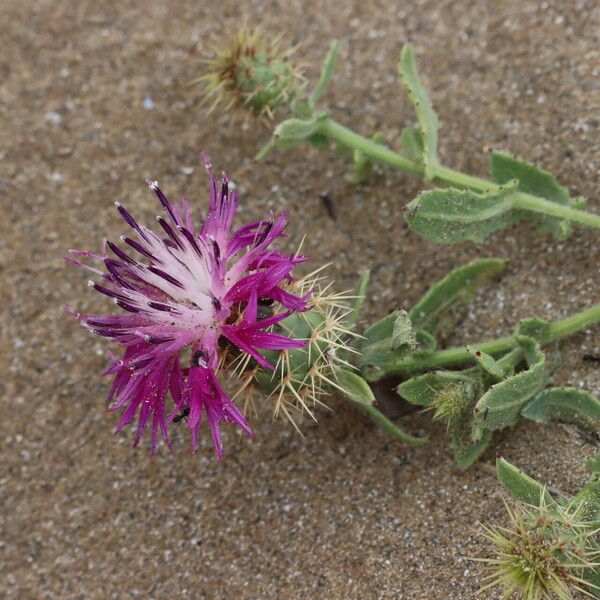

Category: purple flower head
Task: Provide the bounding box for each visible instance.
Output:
[65,156,308,457]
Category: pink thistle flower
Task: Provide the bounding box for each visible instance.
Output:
[65,156,308,457]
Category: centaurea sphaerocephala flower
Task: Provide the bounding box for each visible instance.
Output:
[65,155,308,457]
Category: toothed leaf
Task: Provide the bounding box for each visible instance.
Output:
[398,44,438,179]
[408,258,506,334]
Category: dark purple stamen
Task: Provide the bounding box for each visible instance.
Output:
[104,258,135,289]
[178,226,203,257]
[157,217,184,249]
[212,296,222,311]
[147,300,176,312]
[212,240,221,264]
[107,240,136,265]
[115,203,150,242]
[122,236,159,263]
[147,266,184,288]
[90,282,129,302]
[148,182,178,225]
[115,300,140,313]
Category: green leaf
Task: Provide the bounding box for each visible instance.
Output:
[358,311,416,369]
[350,133,385,183]
[274,114,327,145]
[516,317,551,343]
[414,329,437,354]
[309,40,339,104]
[467,346,506,381]
[521,387,600,431]
[451,425,492,470]
[333,368,375,406]
[473,339,548,430]
[408,258,506,333]
[404,183,520,245]
[397,370,475,407]
[496,457,556,506]
[400,127,424,163]
[346,270,370,329]
[398,44,438,179]
[587,452,600,475]
[308,132,328,147]
[490,151,573,240]
[354,402,428,445]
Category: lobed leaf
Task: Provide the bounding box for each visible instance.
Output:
[521,387,600,431]
[404,184,520,245]
[408,258,506,333]
[398,44,439,179]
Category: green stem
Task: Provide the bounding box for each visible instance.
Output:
[354,402,428,445]
[367,302,600,379]
[316,117,600,230]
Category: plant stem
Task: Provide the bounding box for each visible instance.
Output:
[316,118,600,230]
[366,302,600,380]
[354,402,428,445]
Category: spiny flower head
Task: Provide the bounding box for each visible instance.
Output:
[227,268,359,430]
[478,496,600,599]
[65,155,309,457]
[190,26,304,117]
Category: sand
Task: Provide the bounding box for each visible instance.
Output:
[2,0,599,598]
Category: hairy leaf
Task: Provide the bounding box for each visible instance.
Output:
[404,184,520,245]
[408,258,506,333]
[400,126,424,164]
[451,425,492,470]
[310,40,339,104]
[398,44,438,179]
[346,270,370,329]
[473,338,548,430]
[333,368,375,406]
[521,387,600,431]
[467,346,506,381]
[490,151,572,239]
[397,370,476,407]
[496,458,556,506]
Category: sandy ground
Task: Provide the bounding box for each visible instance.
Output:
[1,0,599,598]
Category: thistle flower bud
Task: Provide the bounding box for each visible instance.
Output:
[228,270,359,428]
[478,497,600,599]
[192,27,304,117]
